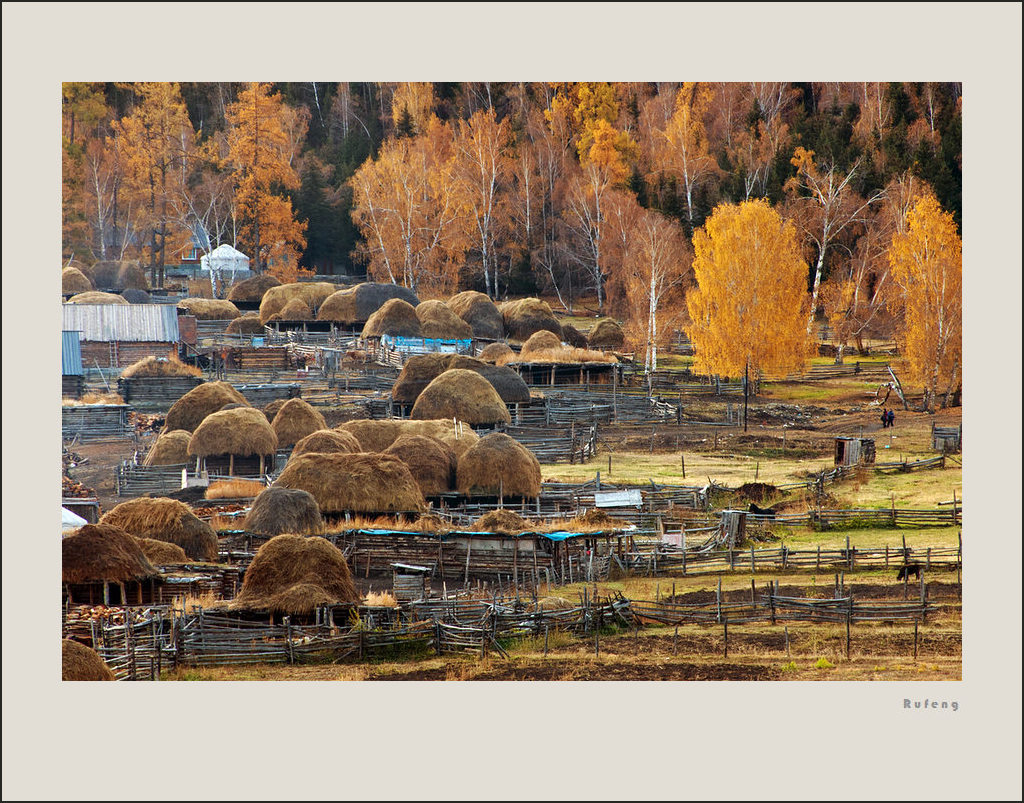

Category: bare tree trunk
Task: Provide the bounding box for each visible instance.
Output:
[943,356,960,409]
[806,248,825,338]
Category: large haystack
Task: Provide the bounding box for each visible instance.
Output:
[361,298,422,338]
[164,381,249,433]
[337,418,480,458]
[290,428,362,458]
[225,313,265,335]
[317,282,420,326]
[271,398,328,447]
[383,434,457,496]
[474,508,529,534]
[177,297,241,320]
[62,640,115,681]
[244,487,325,536]
[188,407,278,458]
[100,498,219,562]
[416,300,473,340]
[230,535,360,615]
[62,524,159,584]
[520,329,563,356]
[263,398,288,423]
[62,266,94,295]
[143,429,193,466]
[456,432,542,498]
[268,297,313,322]
[67,291,128,305]
[478,342,515,364]
[447,291,504,339]
[227,273,281,305]
[84,260,147,291]
[514,346,617,365]
[561,322,588,349]
[275,453,425,514]
[499,297,562,341]
[392,354,530,405]
[258,282,340,323]
[120,288,153,304]
[588,317,625,348]
[410,369,512,425]
[134,537,189,564]
[121,356,202,379]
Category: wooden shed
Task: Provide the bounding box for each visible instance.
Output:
[62,331,84,398]
[63,304,180,369]
[931,423,962,453]
[391,563,430,604]
[834,437,876,467]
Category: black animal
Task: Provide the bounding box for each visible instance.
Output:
[896,563,922,581]
[748,503,776,518]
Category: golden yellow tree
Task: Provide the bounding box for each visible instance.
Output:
[685,199,811,379]
[656,82,720,232]
[887,195,962,411]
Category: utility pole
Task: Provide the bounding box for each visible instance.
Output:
[743,358,749,433]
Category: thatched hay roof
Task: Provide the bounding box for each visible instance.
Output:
[392,354,530,405]
[227,273,281,304]
[383,434,457,496]
[416,300,473,340]
[474,508,529,534]
[164,381,249,433]
[244,487,325,536]
[100,498,219,562]
[120,288,152,304]
[499,297,562,341]
[478,342,515,364]
[276,452,425,514]
[62,639,115,681]
[230,535,360,615]
[121,356,202,379]
[291,428,362,458]
[410,369,512,425]
[561,322,588,349]
[510,346,618,365]
[271,398,328,447]
[63,524,160,584]
[143,429,193,466]
[67,291,128,305]
[134,537,189,564]
[337,418,480,459]
[446,291,504,339]
[456,432,541,498]
[262,398,288,423]
[520,329,563,355]
[189,407,278,458]
[62,267,94,295]
[317,282,420,325]
[269,297,313,322]
[177,297,241,320]
[225,313,265,335]
[588,317,625,348]
[84,260,148,291]
[361,298,422,338]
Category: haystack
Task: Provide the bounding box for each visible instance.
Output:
[456,432,542,498]
[383,434,457,496]
[230,535,360,615]
[337,418,480,458]
[290,428,362,458]
[218,402,248,412]
[164,381,249,433]
[263,398,288,423]
[67,291,128,305]
[134,537,189,564]
[62,524,159,584]
[225,313,265,335]
[392,354,530,405]
[361,298,422,339]
[478,342,515,364]
[317,282,420,326]
[188,407,278,459]
[120,288,152,304]
[62,640,115,681]
[62,266,94,295]
[416,300,472,340]
[588,318,625,348]
[520,329,563,356]
[243,487,325,536]
[268,297,313,322]
[275,452,425,514]
[142,429,193,466]
[84,260,148,291]
[572,507,620,530]
[271,398,328,447]
[474,508,529,534]
[177,297,241,320]
[532,596,574,612]
[100,498,219,562]
[446,291,504,339]
[227,273,281,305]
[121,356,201,379]
[499,297,562,341]
[561,322,588,349]
[410,369,511,426]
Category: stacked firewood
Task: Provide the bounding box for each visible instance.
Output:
[62,475,96,499]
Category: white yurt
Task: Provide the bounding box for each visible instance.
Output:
[201,244,251,295]
[62,507,88,536]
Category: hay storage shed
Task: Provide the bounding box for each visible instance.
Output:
[499,297,562,342]
[391,563,430,604]
[931,422,962,453]
[62,330,84,398]
[101,497,219,562]
[188,406,279,476]
[164,381,249,433]
[834,437,876,467]
[62,523,159,606]
[383,433,457,497]
[416,300,473,340]
[317,282,421,329]
[392,354,530,408]
[446,291,504,340]
[62,639,115,681]
[227,273,281,311]
[456,432,542,499]
[271,398,328,448]
[117,357,203,409]
[290,428,362,459]
[244,487,325,536]
[361,298,422,339]
[63,303,180,369]
[410,369,512,426]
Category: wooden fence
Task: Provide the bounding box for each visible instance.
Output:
[62,404,133,441]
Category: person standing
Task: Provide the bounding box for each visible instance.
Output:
[888,409,895,428]
[880,408,889,428]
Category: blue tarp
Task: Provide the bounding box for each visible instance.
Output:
[380,334,473,354]
[354,527,606,542]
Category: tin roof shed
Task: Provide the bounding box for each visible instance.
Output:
[62,304,179,343]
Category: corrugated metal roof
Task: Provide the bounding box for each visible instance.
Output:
[62,331,83,375]
[62,304,179,342]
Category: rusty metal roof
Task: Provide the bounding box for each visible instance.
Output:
[62,304,179,342]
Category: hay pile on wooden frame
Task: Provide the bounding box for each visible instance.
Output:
[177,297,241,320]
[121,356,202,379]
[62,639,115,681]
[474,508,529,534]
[588,318,625,348]
[225,313,265,335]
[143,429,193,466]
[134,537,189,564]
[361,298,422,338]
[62,524,159,584]
[499,297,562,341]
[456,432,542,498]
[258,282,339,323]
[100,498,219,562]
[511,346,618,365]
[243,487,325,536]
[267,297,313,322]
[478,342,515,364]
[392,354,530,405]
[188,407,278,458]
[337,418,480,458]
[84,260,148,291]
[290,428,362,458]
[317,282,420,326]
[446,291,504,339]
[164,381,249,432]
[410,369,512,425]
[520,329,563,355]
[262,398,288,422]
[271,398,328,447]
[120,288,153,304]
[383,434,457,496]
[275,452,426,514]
[227,273,281,304]
[416,300,473,339]
[67,291,128,305]
[560,323,588,348]
[230,535,360,615]
[62,266,94,295]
